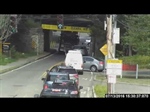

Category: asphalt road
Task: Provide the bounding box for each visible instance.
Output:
[79,71,94,98]
[0,53,65,97]
[0,53,94,98]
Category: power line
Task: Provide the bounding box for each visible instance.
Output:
[116,18,150,32]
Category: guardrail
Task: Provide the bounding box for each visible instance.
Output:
[122,64,150,79]
[122,64,139,79]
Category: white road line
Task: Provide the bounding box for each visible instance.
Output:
[86,87,90,97]
[81,91,86,94]
[0,53,55,77]
[82,78,88,80]
[94,74,97,80]
[89,72,93,81]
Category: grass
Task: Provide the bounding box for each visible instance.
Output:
[0,51,37,65]
[96,75,150,86]
[94,84,107,98]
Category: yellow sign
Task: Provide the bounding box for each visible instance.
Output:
[3,43,11,45]
[41,24,90,33]
[100,44,107,56]
[107,59,122,63]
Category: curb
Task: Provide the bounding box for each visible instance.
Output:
[93,73,150,87]
[92,86,97,98]
[0,52,55,74]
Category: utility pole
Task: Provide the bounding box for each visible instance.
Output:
[112,15,117,58]
[112,15,117,93]
[106,15,113,94]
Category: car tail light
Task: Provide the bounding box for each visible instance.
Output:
[71,91,78,94]
[76,80,79,85]
[74,74,79,78]
[99,61,104,66]
[44,84,48,90]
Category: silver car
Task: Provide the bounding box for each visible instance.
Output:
[83,56,104,72]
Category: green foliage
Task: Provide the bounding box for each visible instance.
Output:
[119,55,150,69]
[90,18,106,58]
[24,18,40,28]
[122,15,150,55]
[0,54,17,65]
[94,84,107,98]
[0,46,37,65]
[90,21,105,37]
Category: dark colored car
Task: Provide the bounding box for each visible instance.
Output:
[64,43,73,54]
[57,66,79,85]
[72,45,88,56]
[42,71,70,83]
[40,77,83,98]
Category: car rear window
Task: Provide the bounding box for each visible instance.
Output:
[47,75,69,81]
[58,69,77,74]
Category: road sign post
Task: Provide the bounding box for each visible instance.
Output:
[106,59,122,93]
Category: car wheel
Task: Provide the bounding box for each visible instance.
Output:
[90,65,97,72]
[80,71,83,75]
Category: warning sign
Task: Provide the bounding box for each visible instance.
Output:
[41,24,90,33]
[106,59,123,76]
[107,59,122,63]
[100,44,107,56]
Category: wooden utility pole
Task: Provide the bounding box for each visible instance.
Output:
[106,15,113,94]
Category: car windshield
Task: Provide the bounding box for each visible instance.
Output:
[58,69,77,74]
[47,75,69,81]
[94,57,103,61]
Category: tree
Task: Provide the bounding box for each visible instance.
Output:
[89,15,106,58]
[122,15,150,56]
[0,14,22,42]
[0,15,11,41]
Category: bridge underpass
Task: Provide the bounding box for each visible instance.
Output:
[42,18,93,52]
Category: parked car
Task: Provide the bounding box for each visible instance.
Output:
[72,45,88,56]
[83,56,104,72]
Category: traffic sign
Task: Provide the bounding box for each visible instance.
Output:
[100,44,107,56]
[58,24,63,29]
[41,24,90,33]
[108,75,116,83]
[106,59,122,76]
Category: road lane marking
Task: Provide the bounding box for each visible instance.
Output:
[0,53,55,77]
[94,74,97,80]
[81,91,86,94]
[82,78,88,80]
[89,72,93,81]
[86,87,90,97]
[38,61,64,80]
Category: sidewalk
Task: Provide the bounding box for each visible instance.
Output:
[0,52,51,74]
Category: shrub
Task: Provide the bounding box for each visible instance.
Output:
[119,55,150,69]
